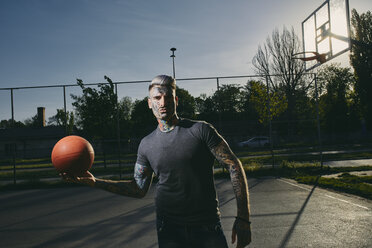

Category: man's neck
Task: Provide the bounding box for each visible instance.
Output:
[158,116,179,132]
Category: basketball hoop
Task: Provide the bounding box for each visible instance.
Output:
[292,51,327,64]
[301,0,351,71]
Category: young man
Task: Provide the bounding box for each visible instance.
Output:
[62,75,251,248]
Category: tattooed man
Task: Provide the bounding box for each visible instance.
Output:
[62,75,251,248]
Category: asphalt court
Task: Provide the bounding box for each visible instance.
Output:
[0,177,371,248]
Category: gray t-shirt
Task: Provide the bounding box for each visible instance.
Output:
[136,118,223,225]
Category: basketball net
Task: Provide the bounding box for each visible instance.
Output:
[292,51,327,64]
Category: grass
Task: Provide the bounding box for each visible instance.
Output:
[1,154,372,200]
[0,153,137,170]
[215,160,372,200]
[296,175,372,200]
[238,151,372,165]
[0,165,135,180]
[0,157,136,172]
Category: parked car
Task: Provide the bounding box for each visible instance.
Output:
[237,136,270,148]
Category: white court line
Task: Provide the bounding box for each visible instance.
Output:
[277,178,370,210]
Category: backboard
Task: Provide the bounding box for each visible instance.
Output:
[302,0,351,71]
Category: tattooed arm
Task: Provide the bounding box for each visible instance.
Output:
[211,140,251,248]
[61,163,153,199]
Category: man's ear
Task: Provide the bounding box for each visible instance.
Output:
[148,98,152,109]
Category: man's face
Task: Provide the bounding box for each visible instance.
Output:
[148,86,178,121]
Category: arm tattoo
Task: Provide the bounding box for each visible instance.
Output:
[211,141,250,218]
[134,163,153,191]
[94,163,153,199]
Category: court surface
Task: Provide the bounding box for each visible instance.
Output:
[1,177,371,248]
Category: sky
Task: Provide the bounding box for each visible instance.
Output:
[0,0,371,122]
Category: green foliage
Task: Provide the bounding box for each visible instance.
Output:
[296,175,372,200]
[195,93,215,117]
[196,84,245,121]
[0,119,25,128]
[213,84,243,113]
[176,87,196,119]
[71,76,133,139]
[71,77,115,138]
[131,97,157,136]
[337,173,372,184]
[248,80,287,124]
[317,64,356,133]
[117,96,134,138]
[23,114,39,127]
[118,96,134,121]
[195,81,278,123]
[48,109,75,134]
[350,9,372,129]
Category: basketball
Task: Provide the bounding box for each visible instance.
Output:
[51,135,94,175]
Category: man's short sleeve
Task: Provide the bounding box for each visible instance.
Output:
[200,122,223,150]
[136,139,150,167]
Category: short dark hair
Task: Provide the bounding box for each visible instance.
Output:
[149,75,176,91]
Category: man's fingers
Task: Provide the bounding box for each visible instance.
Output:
[60,172,69,180]
[60,172,77,183]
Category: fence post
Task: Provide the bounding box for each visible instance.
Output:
[216,78,225,174]
[115,83,122,179]
[63,86,68,135]
[265,76,275,168]
[314,73,323,167]
[216,78,222,131]
[11,88,16,184]
[63,85,69,136]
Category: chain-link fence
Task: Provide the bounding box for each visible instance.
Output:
[2,73,364,185]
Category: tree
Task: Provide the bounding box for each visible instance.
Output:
[195,93,217,122]
[71,76,131,139]
[48,109,75,134]
[252,26,311,135]
[130,97,156,137]
[195,84,245,122]
[116,96,134,138]
[23,114,39,127]
[247,80,287,124]
[118,96,134,122]
[318,64,355,134]
[176,87,196,119]
[213,84,243,114]
[0,119,25,128]
[350,9,372,129]
[240,81,262,120]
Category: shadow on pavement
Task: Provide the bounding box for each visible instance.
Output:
[278,176,320,248]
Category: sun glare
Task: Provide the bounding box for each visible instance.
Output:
[329,0,350,55]
[302,0,350,70]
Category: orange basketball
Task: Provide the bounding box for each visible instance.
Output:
[51,135,94,175]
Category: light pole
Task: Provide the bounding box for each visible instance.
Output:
[170,47,176,78]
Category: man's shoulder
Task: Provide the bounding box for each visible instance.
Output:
[179,118,222,149]
[139,128,158,144]
[179,118,213,129]
[179,118,219,140]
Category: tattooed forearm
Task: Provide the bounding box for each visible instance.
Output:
[134,163,153,192]
[211,141,250,218]
[94,163,153,199]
